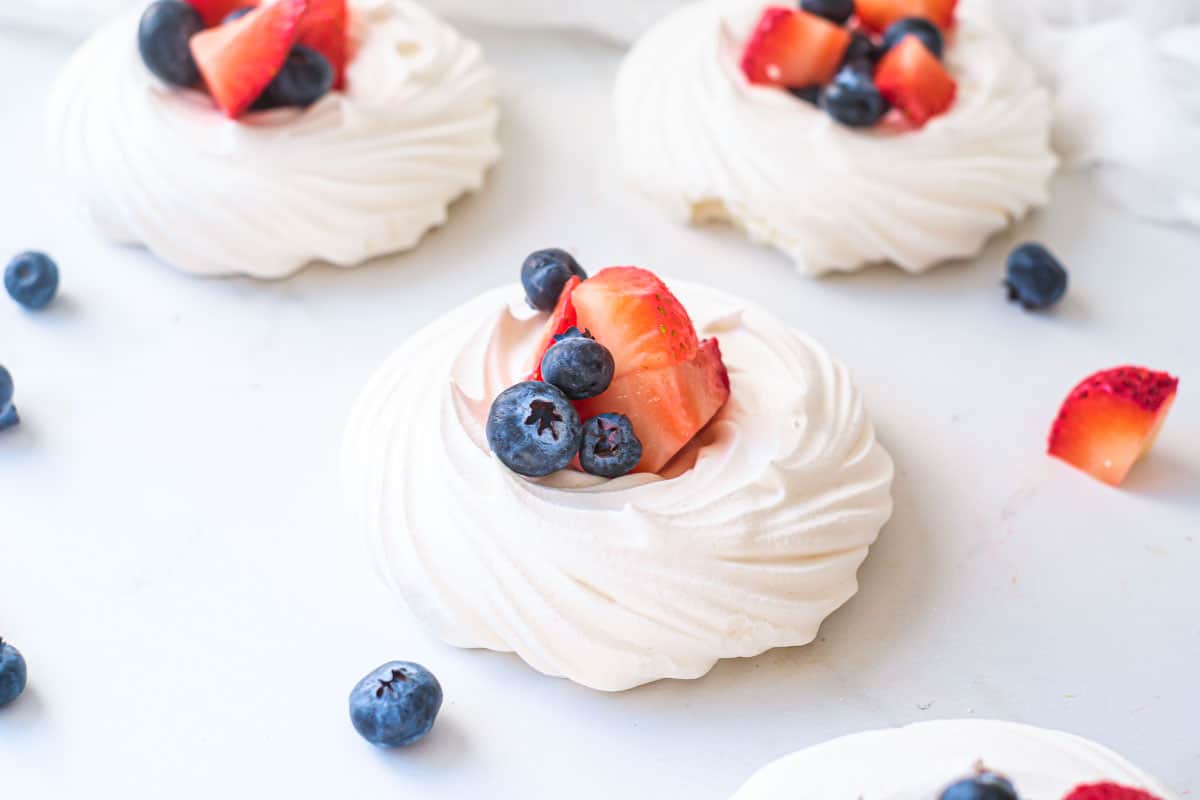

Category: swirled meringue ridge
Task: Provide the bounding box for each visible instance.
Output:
[342,280,894,691]
[615,0,1058,276]
[47,0,500,278]
[730,719,1179,800]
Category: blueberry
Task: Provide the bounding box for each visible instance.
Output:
[349,662,442,748]
[0,366,17,432]
[486,382,582,477]
[138,0,204,88]
[0,638,27,708]
[801,0,854,25]
[787,85,821,105]
[882,17,944,59]
[820,67,888,128]
[843,31,881,71]
[940,772,1019,800]
[256,46,334,110]
[541,337,614,401]
[222,6,255,23]
[579,414,643,478]
[5,252,59,310]
[553,326,591,343]
[1005,242,1068,310]
[521,249,587,312]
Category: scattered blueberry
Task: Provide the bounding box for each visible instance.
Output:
[486,382,582,477]
[541,337,615,401]
[882,17,944,60]
[842,31,880,71]
[579,414,643,478]
[5,252,59,310]
[257,46,334,110]
[0,366,17,432]
[0,638,27,708]
[521,249,587,312]
[800,0,854,25]
[1005,242,1068,310]
[349,662,442,748]
[940,772,1019,800]
[137,0,204,88]
[222,5,255,23]
[820,66,888,128]
[787,85,821,105]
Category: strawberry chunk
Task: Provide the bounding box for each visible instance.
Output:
[190,0,307,118]
[570,267,699,373]
[855,0,957,33]
[186,0,250,28]
[526,276,581,380]
[741,7,851,89]
[575,339,730,474]
[1048,366,1179,487]
[1062,783,1163,800]
[296,0,348,89]
[874,35,957,125]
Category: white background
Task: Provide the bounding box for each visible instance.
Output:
[1,17,1198,800]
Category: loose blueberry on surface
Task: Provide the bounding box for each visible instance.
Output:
[1005,242,1068,310]
[820,66,888,128]
[0,366,17,432]
[486,382,583,477]
[5,252,59,310]
[138,0,204,88]
[541,337,615,401]
[800,0,855,25]
[787,85,821,105]
[579,414,643,478]
[842,31,881,71]
[940,772,1020,800]
[882,17,944,59]
[256,45,335,109]
[349,662,442,748]
[223,6,255,23]
[521,249,587,312]
[0,638,28,708]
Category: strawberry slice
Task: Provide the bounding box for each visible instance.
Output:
[296,0,348,89]
[186,0,250,27]
[874,35,957,125]
[855,0,957,33]
[1062,783,1163,800]
[526,276,581,380]
[741,7,851,89]
[575,339,730,474]
[1048,366,1179,487]
[191,0,307,118]
[570,267,699,373]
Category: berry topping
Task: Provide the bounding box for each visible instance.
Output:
[787,85,822,105]
[522,248,588,313]
[874,34,957,125]
[940,772,1019,800]
[821,66,888,128]
[541,336,615,401]
[1005,243,1068,310]
[800,0,855,25]
[553,326,591,343]
[882,16,944,59]
[843,31,881,70]
[1062,783,1163,800]
[5,251,60,310]
[0,365,18,432]
[0,638,27,708]
[295,0,349,89]
[579,414,644,478]
[741,7,851,89]
[223,6,255,24]
[1048,366,1179,487]
[138,1,204,88]
[527,275,582,380]
[855,0,958,33]
[184,0,248,28]
[190,0,307,119]
[486,382,583,477]
[349,662,442,748]
[257,45,334,109]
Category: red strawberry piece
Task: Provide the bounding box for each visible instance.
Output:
[296,0,348,89]
[190,0,307,119]
[1048,366,1179,487]
[526,275,581,381]
[874,34,957,125]
[855,0,957,33]
[741,6,851,89]
[1062,783,1164,800]
[185,0,251,28]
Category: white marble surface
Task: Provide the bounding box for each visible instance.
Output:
[0,20,1197,800]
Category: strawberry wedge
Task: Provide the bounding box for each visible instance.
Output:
[741,7,851,89]
[296,0,349,89]
[855,0,958,33]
